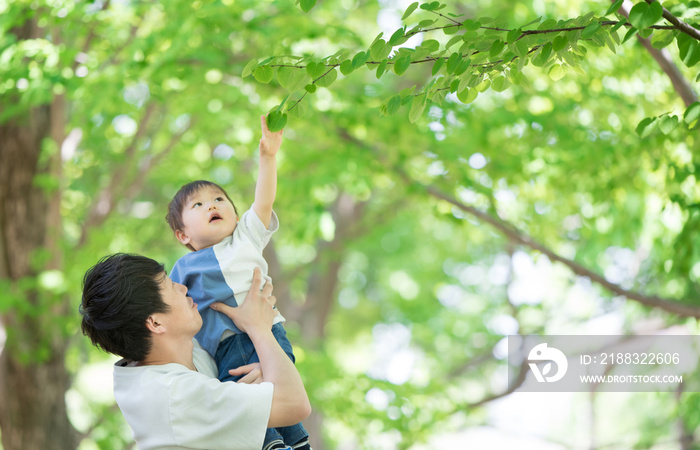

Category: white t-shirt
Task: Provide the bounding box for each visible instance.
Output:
[113,339,273,449]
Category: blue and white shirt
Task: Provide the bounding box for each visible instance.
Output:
[171,207,283,357]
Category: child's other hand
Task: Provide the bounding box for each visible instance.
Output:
[259,114,283,156]
[231,363,264,384]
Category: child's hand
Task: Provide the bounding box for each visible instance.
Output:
[231,363,264,384]
[259,114,283,157]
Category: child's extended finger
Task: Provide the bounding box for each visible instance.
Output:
[210,302,234,315]
[229,363,254,375]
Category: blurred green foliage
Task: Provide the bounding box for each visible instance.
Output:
[1,0,699,448]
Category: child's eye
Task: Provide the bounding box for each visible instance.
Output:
[215,197,224,202]
[192,202,202,208]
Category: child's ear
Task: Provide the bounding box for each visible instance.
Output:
[175,230,191,246]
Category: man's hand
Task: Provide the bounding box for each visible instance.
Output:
[259,114,283,157]
[210,267,277,335]
[230,363,264,384]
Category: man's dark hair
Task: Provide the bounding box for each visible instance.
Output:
[80,253,170,361]
[165,180,239,251]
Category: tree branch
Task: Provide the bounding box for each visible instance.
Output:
[401,172,700,318]
[617,1,698,107]
[467,357,529,408]
[78,102,157,245]
[73,0,111,71]
[78,104,188,247]
[645,0,700,42]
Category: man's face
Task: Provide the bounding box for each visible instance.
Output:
[176,187,238,251]
[157,273,202,334]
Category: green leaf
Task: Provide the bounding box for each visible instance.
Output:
[422,39,440,53]
[456,86,477,104]
[476,80,491,92]
[370,32,384,47]
[522,16,542,28]
[446,35,463,49]
[352,51,369,69]
[638,28,653,39]
[489,40,505,58]
[445,52,460,74]
[242,59,258,78]
[275,95,290,112]
[376,59,389,79]
[286,99,307,119]
[386,95,401,115]
[463,19,481,31]
[300,0,317,13]
[394,55,412,75]
[402,2,419,20]
[629,1,662,29]
[253,65,274,83]
[304,84,317,93]
[605,0,624,16]
[650,30,675,49]
[339,59,354,75]
[635,116,657,138]
[491,76,509,92]
[454,58,471,76]
[277,67,307,92]
[622,27,638,44]
[315,67,337,87]
[389,28,405,46]
[431,57,444,75]
[677,34,700,68]
[512,40,529,57]
[370,40,391,61]
[409,93,427,123]
[443,25,459,35]
[539,18,557,30]
[552,35,568,52]
[507,28,521,43]
[548,64,566,81]
[684,102,700,124]
[266,110,287,132]
[658,115,679,135]
[581,21,601,39]
[420,1,440,11]
[532,42,553,67]
[306,62,326,79]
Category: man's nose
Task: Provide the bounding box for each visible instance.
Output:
[177,282,188,294]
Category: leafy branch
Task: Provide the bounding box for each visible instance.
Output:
[248,1,699,131]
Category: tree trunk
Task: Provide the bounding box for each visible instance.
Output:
[0,17,77,447]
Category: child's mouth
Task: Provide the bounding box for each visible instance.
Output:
[209,213,222,223]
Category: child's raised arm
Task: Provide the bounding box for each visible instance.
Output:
[253,114,283,228]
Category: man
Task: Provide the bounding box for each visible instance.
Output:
[80,253,311,449]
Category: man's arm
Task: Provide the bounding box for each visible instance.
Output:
[252,114,283,229]
[210,268,311,427]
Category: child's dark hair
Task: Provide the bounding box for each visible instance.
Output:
[80,253,170,362]
[165,180,238,246]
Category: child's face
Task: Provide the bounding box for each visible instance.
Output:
[175,187,238,251]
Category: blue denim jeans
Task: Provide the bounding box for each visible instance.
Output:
[215,323,309,448]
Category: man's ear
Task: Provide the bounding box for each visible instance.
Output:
[145,315,166,334]
[175,229,191,246]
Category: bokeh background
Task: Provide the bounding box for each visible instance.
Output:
[1,0,699,448]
